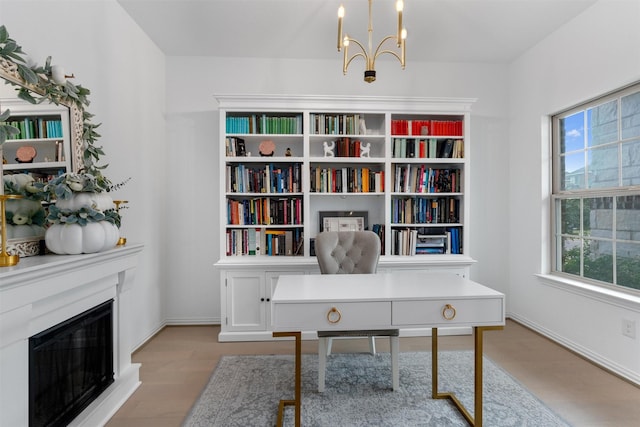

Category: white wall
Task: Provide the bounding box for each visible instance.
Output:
[1,0,168,349]
[164,56,511,323]
[508,0,640,383]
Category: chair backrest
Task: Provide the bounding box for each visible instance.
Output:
[315,231,381,274]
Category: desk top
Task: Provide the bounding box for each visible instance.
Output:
[272,272,505,331]
[272,271,504,303]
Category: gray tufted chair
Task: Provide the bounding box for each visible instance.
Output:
[315,230,381,274]
[315,231,399,392]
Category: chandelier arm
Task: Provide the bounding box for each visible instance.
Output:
[344,52,367,74]
[346,38,370,61]
[372,35,399,59]
[371,50,404,71]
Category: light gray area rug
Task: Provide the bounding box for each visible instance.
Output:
[183,351,571,427]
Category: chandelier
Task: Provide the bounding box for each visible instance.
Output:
[337,0,407,83]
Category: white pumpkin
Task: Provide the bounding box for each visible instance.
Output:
[3,173,34,190]
[1,224,45,239]
[45,221,119,254]
[6,198,43,217]
[55,192,115,212]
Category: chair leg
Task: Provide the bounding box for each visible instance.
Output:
[390,336,399,391]
[368,336,376,355]
[318,337,327,392]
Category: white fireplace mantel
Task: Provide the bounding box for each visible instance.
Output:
[0,243,144,427]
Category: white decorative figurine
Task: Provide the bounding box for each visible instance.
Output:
[359,118,367,135]
[323,140,335,157]
[360,142,371,158]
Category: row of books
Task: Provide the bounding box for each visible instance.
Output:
[5,117,63,140]
[391,119,463,137]
[309,113,367,135]
[226,163,302,193]
[226,114,303,135]
[227,197,303,226]
[225,137,247,157]
[393,166,461,193]
[391,227,462,255]
[327,137,365,157]
[310,167,384,193]
[391,197,460,224]
[393,138,463,159]
[226,228,303,256]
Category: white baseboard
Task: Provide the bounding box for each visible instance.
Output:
[509,313,640,386]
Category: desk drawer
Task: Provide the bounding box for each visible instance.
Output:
[392,298,504,327]
[273,301,392,331]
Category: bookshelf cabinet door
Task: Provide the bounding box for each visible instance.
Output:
[224,272,267,332]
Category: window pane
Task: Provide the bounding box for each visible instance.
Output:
[560,111,584,153]
[588,100,618,146]
[617,195,640,242]
[585,196,613,239]
[584,239,613,283]
[622,138,640,186]
[559,198,580,235]
[621,90,640,139]
[617,242,640,289]
[561,237,581,275]
[588,145,618,188]
[561,152,585,190]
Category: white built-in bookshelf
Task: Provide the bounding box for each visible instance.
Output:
[214,95,476,341]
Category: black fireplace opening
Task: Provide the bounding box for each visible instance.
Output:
[29,300,114,427]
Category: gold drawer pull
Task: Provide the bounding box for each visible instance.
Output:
[327,307,342,324]
[442,304,456,320]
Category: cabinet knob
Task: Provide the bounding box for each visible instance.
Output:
[260,298,265,302]
[442,304,456,320]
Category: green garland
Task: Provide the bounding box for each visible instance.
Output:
[0,24,106,175]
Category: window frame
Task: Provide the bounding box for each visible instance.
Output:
[550,81,640,293]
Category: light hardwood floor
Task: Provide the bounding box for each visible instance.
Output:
[107,320,640,427]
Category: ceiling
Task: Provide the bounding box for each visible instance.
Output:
[117,0,598,63]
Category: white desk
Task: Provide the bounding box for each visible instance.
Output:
[271,271,505,427]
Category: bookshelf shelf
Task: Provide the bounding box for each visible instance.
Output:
[215,95,476,341]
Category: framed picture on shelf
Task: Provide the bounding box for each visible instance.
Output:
[319,211,368,232]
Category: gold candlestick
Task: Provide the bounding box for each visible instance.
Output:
[113,200,128,246]
[1,194,23,267]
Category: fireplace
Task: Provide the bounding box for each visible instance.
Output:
[0,244,142,426]
[29,300,114,427]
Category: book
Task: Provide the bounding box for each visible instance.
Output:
[235,138,246,157]
[441,139,454,158]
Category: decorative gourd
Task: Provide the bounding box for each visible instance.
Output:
[4,224,46,239]
[45,221,119,255]
[5,198,43,217]
[3,173,35,189]
[54,192,115,212]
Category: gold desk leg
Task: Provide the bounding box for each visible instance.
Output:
[432,326,504,427]
[272,331,301,427]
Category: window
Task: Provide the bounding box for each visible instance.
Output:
[551,82,640,291]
